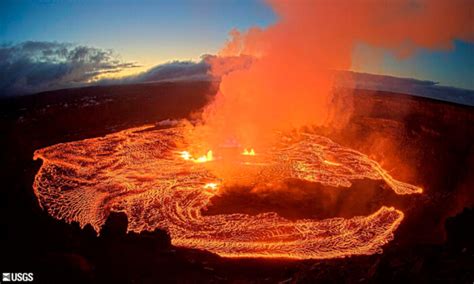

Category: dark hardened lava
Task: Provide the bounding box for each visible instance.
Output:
[1,82,473,283]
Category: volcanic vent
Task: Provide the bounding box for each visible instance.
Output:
[33,123,421,259]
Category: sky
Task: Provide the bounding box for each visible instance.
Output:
[0,0,473,90]
[0,0,276,72]
[352,40,474,90]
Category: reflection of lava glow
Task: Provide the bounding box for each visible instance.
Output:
[33,125,422,259]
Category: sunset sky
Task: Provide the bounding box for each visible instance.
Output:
[1,0,473,89]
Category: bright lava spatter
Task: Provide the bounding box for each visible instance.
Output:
[33,125,422,259]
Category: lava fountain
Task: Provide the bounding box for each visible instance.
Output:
[33,123,422,259]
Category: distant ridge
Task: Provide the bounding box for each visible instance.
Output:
[2,71,473,107]
[337,71,474,107]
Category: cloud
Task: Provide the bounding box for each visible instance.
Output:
[0,41,139,96]
[100,54,254,85]
[0,42,254,96]
[101,58,211,85]
[1,41,472,107]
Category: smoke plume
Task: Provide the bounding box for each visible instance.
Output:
[201,0,473,149]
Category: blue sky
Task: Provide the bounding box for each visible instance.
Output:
[1,0,473,89]
[0,0,276,65]
[352,40,474,90]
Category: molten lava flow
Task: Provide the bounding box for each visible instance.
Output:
[33,125,421,259]
[204,183,219,190]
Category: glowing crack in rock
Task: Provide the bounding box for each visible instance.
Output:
[33,125,422,259]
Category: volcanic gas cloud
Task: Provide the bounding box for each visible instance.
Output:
[33,0,472,259]
[201,0,473,149]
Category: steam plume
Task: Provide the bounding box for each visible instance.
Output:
[201,0,473,148]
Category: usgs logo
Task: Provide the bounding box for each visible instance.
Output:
[2,273,34,282]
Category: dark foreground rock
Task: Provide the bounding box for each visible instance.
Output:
[7,209,473,283]
[1,81,473,283]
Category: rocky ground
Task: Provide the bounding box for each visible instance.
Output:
[1,81,473,283]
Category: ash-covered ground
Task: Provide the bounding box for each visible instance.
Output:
[1,81,473,283]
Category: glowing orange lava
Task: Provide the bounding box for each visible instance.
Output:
[180,150,213,163]
[33,125,422,259]
[242,148,256,156]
